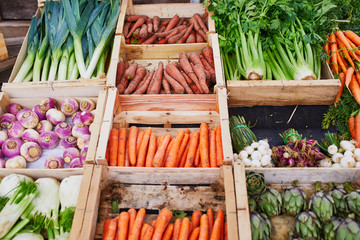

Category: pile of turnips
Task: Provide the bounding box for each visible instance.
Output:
[234,140,273,167]
[0,97,96,169]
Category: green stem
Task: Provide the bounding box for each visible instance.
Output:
[13,52,35,83]
[41,50,51,82]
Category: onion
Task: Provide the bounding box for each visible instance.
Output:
[46,109,65,125]
[0,131,8,146]
[44,155,64,169]
[69,158,83,168]
[16,108,30,121]
[55,122,72,138]
[80,112,94,126]
[261,155,271,167]
[251,159,261,168]
[2,138,23,158]
[39,132,59,149]
[8,103,22,115]
[32,105,47,121]
[7,121,25,138]
[61,98,79,116]
[243,158,252,167]
[77,134,90,150]
[19,110,39,129]
[63,148,80,165]
[39,98,56,111]
[80,99,95,112]
[71,112,82,125]
[0,113,16,129]
[36,120,53,134]
[22,129,39,143]
[20,142,42,162]
[81,146,88,158]
[72,123,90,138]
[60,136,77,150]
[6,156,26,169]
[0,158,5,168]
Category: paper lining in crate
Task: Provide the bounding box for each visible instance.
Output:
[2,0,122,98]
[226,62,340,106]
[93,87,233,169]
[107,33,225,91]
[80,164,239,239]
[0,164,94,240]
[0,90,108,168]
[234,162,360,240]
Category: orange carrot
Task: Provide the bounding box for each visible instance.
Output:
[186,31,196,43]
[179,143,190,168]
[215,125,224,167]
[129,208,146,240]
[118,212,130,240]
[147,19,153,33]
[194,13,208,33]
[147,62,164,94]
[345,30,360,46]
[188,227,200,240]
[164,138,175,164]
[199,54,216,84]
[179,52,203,93]
[337,38,355,69]
[199,215,209,240]
[161,224,174,240]
[346,67,355,89]
[184,132,200,167]
[194,144,201,167]
[153,16,161,32]
[196,32,205,43]
[162,76,171,94]
[207,208,214,233]
[124,63,138,80]
[168,28,188,44]
[117,76,130,94]
[330,34,339,75]
[202,47,214,69]
[191,210,202,228]
[177,24,194,44]
[324,42,330,64]
[124,140,130,167]
[136,131,145,154]
[357,72,360,84]
[143,224,154,240]
[210,210,224,240]
[199,123,210,167]
[109,129,119,167]
[125,67,147,94]
[123,22,131,38]
[128,209,137,232]
[349,116,356,140]
[137,127,152,167]
[178,217,190,240]
[189,17,206,40]
[164,69,185,94]
[146,133,157,167]
[157,136,164,149]
[336,31,360,62]
[151,220,157,227]
[143,27,165,44]
[153,209,173,240]
[103,218,118,240]
[349,74,360,105]
[336,52,348,74]
[140,224,150,240]
[134,71,155,94]
[172,219,182,240]
[127,17,147,38]
[140,24,149,39]
[356,112,360,148]
[117,128,127,166]
[346,36,360,56]
[165,15,180,32]
[192,64,210,94]
[128,126,138,166]
[126,15,147,22]
[334,72,346,106]
[165,131,185,167]
[153,133,172,167]
[116,62,126,86]
[209,130,217,168]
[166,64,193,94]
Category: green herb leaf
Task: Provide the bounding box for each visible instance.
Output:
[171,210,187,219]
[111,200,119,214]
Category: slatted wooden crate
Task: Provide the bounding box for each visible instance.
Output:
[80,164,238,239]
[0,164,95,240]
[234,162,360,240]
[93,87,233,167]
[0,90,108,165]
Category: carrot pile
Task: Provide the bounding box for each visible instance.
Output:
[325,30,360,105]
[102,208,228,240]
[106,123,224,168]
[116,48,215,94]
[123,13,209,44]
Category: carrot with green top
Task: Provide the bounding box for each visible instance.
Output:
[349,115,356,140]
[118,128,127,166]
[334,72,346,106]
[165,130,185,167]
[336,31,360,62]
[109,129,119,166]
[337,52,348,74]
[146,133,157,167]
[216,125,224,167]
[103,218,118,240]
[346,67,355,89]
[337,38,355,69]
[349,74,360,105]
[330,34,339,75]
[355,111,360,148]
[153,133,172,167]
[129,126,138,166]
[199,123,210,167]
[345,30,360,46]
[324,42,330,64]
[137,127,152,167]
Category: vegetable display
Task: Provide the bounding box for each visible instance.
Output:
[0,98,96,169]
[116,48,216,94]
[107,123,223,167]
[0,173,82,239]
[123,13,209,44]
[102,207,227,239]
[13,0,120,82]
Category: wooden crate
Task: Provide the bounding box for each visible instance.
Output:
[93,87,233,166]
[0,90,108,164]
[234,162,360,240]
[227,63,340,106]
[81,164,238,239]
[0,164,95,240]
[1,1,121,98]
[107,33,225,89]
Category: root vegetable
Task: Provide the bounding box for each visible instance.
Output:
[45,156,64,169]
[7,104,22,116]
[79,99,95,112]
[7,121,25,138]
[20,142,42,162]
[46,109,65,125]
[39,132,58,149]
[61,98,79,116]
[165,64,192,94]
[2,138,23,158]
[32,105,46,121]
[36,120,52,134]
[6,156,26,169]
[0,113,16,129]
[80,112,94,125]
[60,136,78,150]
[63,148,80,165]
[55,122,72,138]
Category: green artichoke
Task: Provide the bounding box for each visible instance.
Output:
[294,211,322,240]
[246,172,266,197]
[282,180,307,217]
[323,217,342,240]
[309,181,335,223]
[345,189,360,218]
[328,182,350,218]
[248,197,257,213]
[335,214,360,240]
[250,212,271,240]
[258,188,282,217]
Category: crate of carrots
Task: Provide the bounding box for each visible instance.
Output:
[93,87,233,168]
[80,164,239,239]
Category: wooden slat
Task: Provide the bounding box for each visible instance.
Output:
[0,33,9,61]
[0,0,37,20]
[0,21,30,39]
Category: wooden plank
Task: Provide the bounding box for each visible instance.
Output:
[0,0,37,20]
[131,3,207,18]
[0,33,9,61]
[0,168,84,181]
[210,34,225,88]
[234,163,252,240]
[115,0,128,35]
[0,21,30,39]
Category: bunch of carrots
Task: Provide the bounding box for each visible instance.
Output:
[123,13,209,44]
[116,48,215,94]
[325,30,360,105]
[102,208,227,240]
[106,123,223,168]
[348,110,360,148]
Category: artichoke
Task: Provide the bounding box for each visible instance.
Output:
[282,180,307,216]
[248,197,257,213]
[258,188,282,217]
[294,211,322,240]
[250,212,271,240]
[328,182,351,218]
[323,217,342,240]
[309,181,335,223]
[345,189,360,218]
[335,214,360,240]
[246,172,266,197]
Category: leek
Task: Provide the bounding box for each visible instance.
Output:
[58,37,74,81]
[33,10,48,82]
[41,49,51,82]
